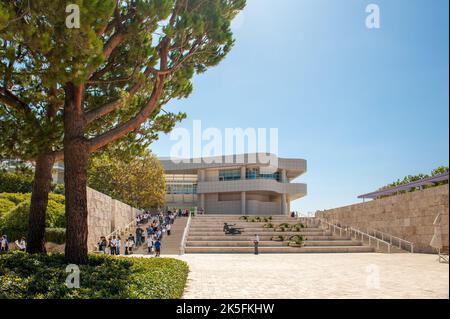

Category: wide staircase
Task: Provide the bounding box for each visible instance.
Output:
[133,216,189,255]
[184,215,375,254]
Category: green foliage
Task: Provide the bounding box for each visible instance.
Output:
[0,193,29,205]
[379,166,449,197]
[0,171,33,193]
[0,196,65,240]
[44,228,66,244]
[0,198,15,216]
[88,152,166,209]
[288,235,305,247]
[0,252,189,299]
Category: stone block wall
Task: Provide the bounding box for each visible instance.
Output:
[316,184,449,253]
[87,187,141,251]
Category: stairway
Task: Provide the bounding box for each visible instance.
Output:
[132,216,189,255]
[184,215,375,254]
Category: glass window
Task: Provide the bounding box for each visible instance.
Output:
[166,183,198,194]
[219,169,241,181]
[246,168,280,181]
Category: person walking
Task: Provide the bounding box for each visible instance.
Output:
[135,227,143,246]
[154,239,161,257]
[98,236,106,253]
[167,223,171,236]
[147,236,154,254]
[116,236,121,255]
[253,234,260,255]
[108,237,116,255]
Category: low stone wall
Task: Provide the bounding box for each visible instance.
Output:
[316,184,449,253]
[87,187,141,251]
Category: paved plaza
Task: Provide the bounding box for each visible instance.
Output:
[164,253,449,299]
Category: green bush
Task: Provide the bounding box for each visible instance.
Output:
[0,252,189,299]
[0,198,15,216]
[0,172,33,193]
[0,199,65,241]
[45,228,66,244]
[0,193,29,205]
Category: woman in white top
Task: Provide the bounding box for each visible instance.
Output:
[15,237,26,251]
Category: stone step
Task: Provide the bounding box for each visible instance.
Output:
[188,230,329,236]
[188,228,322,233]
[187,235,351,241]
[186,240,362,247]
[184,246,375,254]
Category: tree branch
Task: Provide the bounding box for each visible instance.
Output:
[0,89,30,114]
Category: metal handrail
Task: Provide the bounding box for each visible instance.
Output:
[319,218,392,253]
[366,228,414,253]
[179,213,192,255]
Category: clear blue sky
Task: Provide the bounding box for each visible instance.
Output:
[151,0,449,213]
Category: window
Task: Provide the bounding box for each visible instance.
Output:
[166,183,197,194]
[246,168,280,181]
[219,169,241,181]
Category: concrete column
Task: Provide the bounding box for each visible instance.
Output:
[281,194,287,215]
[281,169,287,183]
[200,193,205,210]
[241,166,246,180]
[199,169,206,182]
[241,191,246,215]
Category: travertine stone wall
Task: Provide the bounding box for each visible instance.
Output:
[87,187,141,251]
[316,184,449,253]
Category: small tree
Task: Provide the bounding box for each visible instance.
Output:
[88,151,166,209]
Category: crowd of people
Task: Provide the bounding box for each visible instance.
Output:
[98,210,182,257]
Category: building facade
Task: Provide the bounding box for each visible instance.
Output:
[160,154,307,215]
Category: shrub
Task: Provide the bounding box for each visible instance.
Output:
[45,228,66,244]
[0,199,65,241]
[288,235,305,247]
[0,193,29,205]
[0,198,15,216]
[0,252,189,299]
[51,184,65,195]
[0,172,33,193]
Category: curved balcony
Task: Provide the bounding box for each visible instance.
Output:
[197,179,307,198]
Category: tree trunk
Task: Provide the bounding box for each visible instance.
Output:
[64,84,89,264]
[27,153,55,254]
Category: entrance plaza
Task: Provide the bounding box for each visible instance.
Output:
[157,253,449,299]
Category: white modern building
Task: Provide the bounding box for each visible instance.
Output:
[160,154,307,215]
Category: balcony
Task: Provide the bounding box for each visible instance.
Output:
[197,179,307,199]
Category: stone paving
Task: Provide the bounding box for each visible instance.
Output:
[163,253,449,299]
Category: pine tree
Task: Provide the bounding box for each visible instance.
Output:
[1,0,245,263]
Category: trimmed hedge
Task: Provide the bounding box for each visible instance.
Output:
[0,193,66,241]
[45,228,66,244]
[0,172,33,193]
[0,252,189,299]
